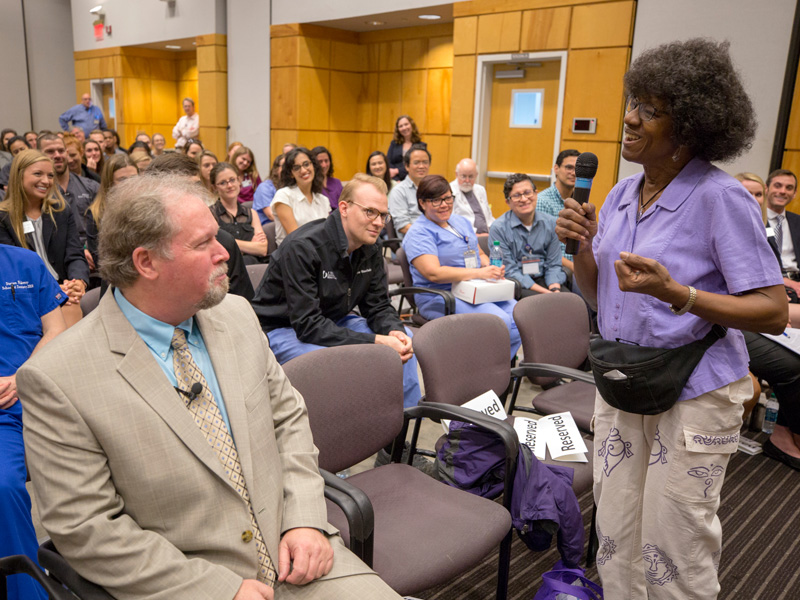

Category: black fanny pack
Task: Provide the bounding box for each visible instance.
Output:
[588,324,727,415]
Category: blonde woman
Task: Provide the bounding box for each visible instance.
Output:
[735,172,767,224]
[85,154,139,269]
[0,149,89,326]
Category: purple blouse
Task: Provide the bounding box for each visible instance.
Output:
[593,158,783,401]
[323,177,343,211]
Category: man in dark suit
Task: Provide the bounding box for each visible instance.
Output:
[765,169,800,298]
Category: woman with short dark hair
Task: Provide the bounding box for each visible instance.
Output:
[558,38,786,598]
[402,174,521,358]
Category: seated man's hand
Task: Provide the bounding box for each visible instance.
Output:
[0,374,18,409]
[233,579,273,600]
[387,330,414,363]
[375,333,412,363]
[278,527,333,586]
[784,277,800,296]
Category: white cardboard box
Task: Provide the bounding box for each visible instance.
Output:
[451,279,515,304]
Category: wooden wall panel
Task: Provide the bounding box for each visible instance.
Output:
[785,59,800,150]
[271,67,298,130]
[119,78,152,124]
[477,12,522,54]
[426,68,452,135]
[485,177,507,219]
[428,37,454,68]
[178,81,199,109]
[377,72,403,133]
[271,131,298,159]
[521,7,571,51]
[199,72,228,128]
[298,37,331,69]
[271,36,298,67]
[426,134,450,177]
[570,1,635,49]
[329,70,362,132]
[561,48,629,142]
[557,139,620,212]
[401,70,428,131]
[198,126,228,158]
[783,151,800,215]
[331,41,367,72]
[379,41,403,71]
[296,130,329,150]
[151,80,178,125]
[297,67,330,131]
[328,131,363,180]
[358,72,380,132]
[450,56,476,136]
[74,60,89,81]
[454,17,478,56]
[198,45,227,73]
[448,135,473,180]
[365,43,381,72]
[403,38,428,70]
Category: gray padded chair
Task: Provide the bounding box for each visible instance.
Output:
[80,287,102,317]
[282,344,515,599]
[510,293,596,434]
[413,313,594,494]
[390,246,456,327]
[262,221,276,261]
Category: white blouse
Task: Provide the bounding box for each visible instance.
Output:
[271,186,330,246]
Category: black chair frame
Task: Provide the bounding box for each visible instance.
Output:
[0,554,73,600]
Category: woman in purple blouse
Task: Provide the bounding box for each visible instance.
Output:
[311,146,342,211]
[558,39,787,599]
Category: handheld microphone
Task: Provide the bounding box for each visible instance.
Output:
[175,382,204,401]
[564,152,599,256]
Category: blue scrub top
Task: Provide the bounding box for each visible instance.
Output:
[402,213,479,292]
[1,245,66,378]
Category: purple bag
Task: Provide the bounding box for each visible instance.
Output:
[533,561,603,600]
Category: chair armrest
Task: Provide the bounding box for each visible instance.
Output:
[37,539,115,600]
[512,362,596,386]
[405,402,519,509]
[507,278,522,300]
[320,469,375,566]
[389,287,456,315]
[0,554,75,600]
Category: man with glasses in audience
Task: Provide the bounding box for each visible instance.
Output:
[17,173,402,600]
[450,158,494,237]
[489,173,566,297]
[253,174,421,409]
[58,93,107,137]
[387,143,431,236]
[537,149,580,274]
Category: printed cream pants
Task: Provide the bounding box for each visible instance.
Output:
[592,375,751,600]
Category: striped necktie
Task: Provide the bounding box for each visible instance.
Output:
[171,328,277,586]
[775,214,785,260]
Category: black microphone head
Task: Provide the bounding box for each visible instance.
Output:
[575,152,599,179]
[190,382,203,396]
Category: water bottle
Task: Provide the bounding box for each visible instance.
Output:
[490,241,504,268]
[762,393,779,435]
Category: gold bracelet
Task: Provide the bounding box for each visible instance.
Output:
[669,285,697,316]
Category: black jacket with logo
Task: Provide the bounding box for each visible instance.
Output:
[252,210,403,346]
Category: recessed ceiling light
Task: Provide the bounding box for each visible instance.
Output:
[418,14,441,20]
[367,20,385,26]
[165,45,181,49]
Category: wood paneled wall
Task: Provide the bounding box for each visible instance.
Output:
[782,57,800,214]
[73,37,225,157]
[453,0,636,211]
[270,23,457,180]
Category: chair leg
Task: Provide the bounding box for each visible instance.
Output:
[506,376,523,414]
[586,502,599,568]
[495,530,512,600]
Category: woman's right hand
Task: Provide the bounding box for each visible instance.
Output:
[389,167,399,178]
[477,265,505,281]
[556,198,597,251]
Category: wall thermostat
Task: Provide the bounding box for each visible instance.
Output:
[572,118,597,134]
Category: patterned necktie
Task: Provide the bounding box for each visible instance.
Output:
[171,328,276,586]
[775,214,785,258]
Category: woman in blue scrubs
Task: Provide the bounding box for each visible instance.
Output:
[402,174,521,358]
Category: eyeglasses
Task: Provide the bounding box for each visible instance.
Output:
[351,201,391,223]
[560,164,575,172]
[625,96,664,121]
[508,189,537,201]
[292,161,313,173]
[424,194,454,207]
[216,177,239,188]
[411,160,430,167]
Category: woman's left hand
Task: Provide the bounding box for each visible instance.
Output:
[62,279,86,305]
[614,251,685,305]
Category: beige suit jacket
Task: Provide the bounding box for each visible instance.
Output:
[17,292,369,599]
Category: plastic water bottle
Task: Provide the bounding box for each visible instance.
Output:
[762,394,779,435]
[490,241,504,268]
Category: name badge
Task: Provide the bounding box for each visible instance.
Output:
[23,221,35,234]
[464,249,478,269]
[766,227,775,237]
[522,258,541,276]
[241,180,252,188]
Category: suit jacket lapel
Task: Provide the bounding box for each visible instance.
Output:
[787,211,800,267]
[195,310,255,490]
[100,292,242,495]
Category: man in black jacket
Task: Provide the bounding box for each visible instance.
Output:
[252,174,420,408]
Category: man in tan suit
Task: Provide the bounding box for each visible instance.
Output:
[17,174,401,600]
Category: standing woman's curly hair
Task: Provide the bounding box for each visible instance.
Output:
[624,38,756,162]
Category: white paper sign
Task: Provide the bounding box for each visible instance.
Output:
[762,328,800,356]
[513,417,546,460]
[441,390,507,432]
[539,412,588,462]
